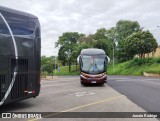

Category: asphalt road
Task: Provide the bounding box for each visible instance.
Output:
[108,76,160,112]
[0,76,160,121]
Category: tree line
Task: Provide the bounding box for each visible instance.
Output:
[42,19,158,73]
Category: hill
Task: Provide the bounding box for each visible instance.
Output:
[108,58,160,76]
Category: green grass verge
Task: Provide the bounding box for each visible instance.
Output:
[108,58,160,75]
[53,65,80,76]
[48,58,160,76]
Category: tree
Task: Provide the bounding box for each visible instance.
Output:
[93,39,111,56]
[115,20,141,61]
[106,27,117,59]
[57,46,67,66]
[41,56,57,74]
[116,20,140,42]
[78,34,94,45]
[93,28,112,57]
[93,28,107,40]
[116,39,128,61]
[124,30,158,58]
[56,32,83,72]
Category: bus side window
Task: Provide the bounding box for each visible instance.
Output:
[0,16,10,34]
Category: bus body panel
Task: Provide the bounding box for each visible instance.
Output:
[0,6,41,105]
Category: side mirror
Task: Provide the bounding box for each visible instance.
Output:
[80,58,83,67]
[78,56,83,67]
[107,56,110,64]
[77,55,80,64]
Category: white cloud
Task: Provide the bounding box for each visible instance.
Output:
[1,0,160,56]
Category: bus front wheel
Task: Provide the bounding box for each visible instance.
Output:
[81,81,85,86]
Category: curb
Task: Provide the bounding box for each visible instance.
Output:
[41,76,59,80]
[143,72,160,78]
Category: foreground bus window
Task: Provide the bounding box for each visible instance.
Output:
[0,6,41,106]
[78,48,110,85]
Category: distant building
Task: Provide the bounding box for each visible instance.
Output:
[135,46,160,58]
[145,45,160,58]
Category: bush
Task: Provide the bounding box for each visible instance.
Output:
[156,58,160,63]
[128,58,160,67]
[41,71,48,78]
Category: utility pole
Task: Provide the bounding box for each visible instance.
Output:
[55,57,56,75]
[112,37,115,70]
[112,35,118,71]
[105,33,115,70]
[52,56,54,78]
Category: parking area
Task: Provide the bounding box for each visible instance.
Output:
[0,76,159,121]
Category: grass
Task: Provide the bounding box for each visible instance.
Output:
[108,58,160,76]
[53,65,80,76]
[43,58,160,76]
[144,65,160,74]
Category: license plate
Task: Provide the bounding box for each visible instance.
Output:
[91,81,96,83]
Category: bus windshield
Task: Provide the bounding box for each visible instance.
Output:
[80,55,106,73]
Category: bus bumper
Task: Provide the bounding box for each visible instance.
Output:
[80,74,107,84]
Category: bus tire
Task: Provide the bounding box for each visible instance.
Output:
[81,82,85,86]
[99,83,105,86]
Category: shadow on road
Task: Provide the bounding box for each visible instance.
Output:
[0,101,34,112]
[81,83,106,87]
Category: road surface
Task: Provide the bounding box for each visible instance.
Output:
[108,76,160,112]
[0,76,159,121]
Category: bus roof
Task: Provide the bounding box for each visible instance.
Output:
[80,48,106,55]
[0,5,37,19]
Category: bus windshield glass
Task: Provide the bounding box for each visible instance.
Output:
[81,55,106,73]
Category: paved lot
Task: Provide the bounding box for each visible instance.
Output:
[0,76,159,121]
[108,76,160,112]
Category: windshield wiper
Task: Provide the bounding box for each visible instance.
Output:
[88,63,100,73]
[94,63,100,73]
[88,63,93,72]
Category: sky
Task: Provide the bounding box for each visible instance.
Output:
[0,0,160,56]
